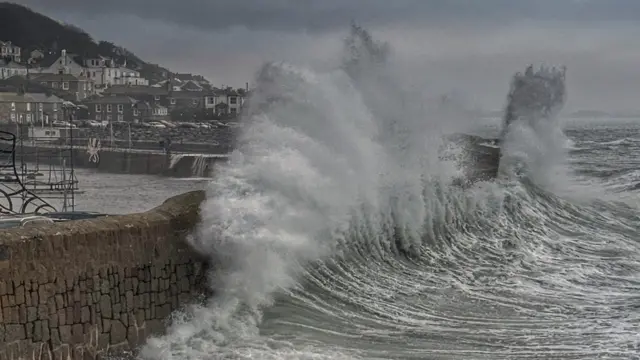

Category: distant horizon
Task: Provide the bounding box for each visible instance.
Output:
[478,109,640,119]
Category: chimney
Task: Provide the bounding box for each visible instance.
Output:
[246,82,249,92]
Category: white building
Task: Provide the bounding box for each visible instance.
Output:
[84,56,149,86]
[37,50,86,77]
[0,41,21,63]
[203,89,246,115]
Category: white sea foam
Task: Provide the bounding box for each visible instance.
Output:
[138,26,485,359]
[138,26,596,360]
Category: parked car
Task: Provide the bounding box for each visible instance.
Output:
[177,122,200,129]
[86,120,106,128]
[52,121,77,128]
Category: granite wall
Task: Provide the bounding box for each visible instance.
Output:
[0,190,209,359]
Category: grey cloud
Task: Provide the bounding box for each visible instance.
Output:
[11,0,640,112]
[13,0,640,33]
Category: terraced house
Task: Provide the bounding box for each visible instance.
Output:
[0,91,63,124]
[0,59,27,79]
[204,88,246,116]
[32,73,94,101]
[101,85,171,108]
[84,95,168,123]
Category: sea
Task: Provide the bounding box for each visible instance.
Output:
[82,62,640,359]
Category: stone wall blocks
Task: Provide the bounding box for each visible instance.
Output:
[0,191,208,358]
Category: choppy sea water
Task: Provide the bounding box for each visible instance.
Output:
[74,170,207,214]
[83,120,640,360]
[249,121,640,360]
[129,62,640,360]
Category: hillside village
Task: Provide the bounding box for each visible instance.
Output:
[0,41,247,126]
[0,2,248,142]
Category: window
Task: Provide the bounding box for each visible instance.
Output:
[62,82,69,90]
[96,104,102,112]
[230,108,237,114]
[133,108,139,116]
[26,114,31,122]
[10,102,15,111]
[53,103,57,110]
[38,103,43,110]
[41,82,47,86]
[106,104,112,112]
[192,99,198,105]
[229,97,237,105]
[52,82,58,88]
[96,114,101,120]
[10,113,15,122]
[26,103,31,111]
[106,115,112,122]
[206,96,215,104]
[117,104,124,113]
[154,95,160,101]
[117,114,123,122]
[170,98,176,105]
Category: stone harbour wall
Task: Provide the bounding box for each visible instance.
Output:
[0,190,209,359]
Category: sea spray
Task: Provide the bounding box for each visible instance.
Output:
[140,65,396,359]
[498,65,571,192]
[139,26,470,358]
[139,27,574,359]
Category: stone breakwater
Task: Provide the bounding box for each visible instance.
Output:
[15,144,228,178]
[0,190,209,359]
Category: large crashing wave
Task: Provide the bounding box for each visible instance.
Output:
[140,26,568,359]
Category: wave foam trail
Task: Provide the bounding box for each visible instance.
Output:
[140,26,477,359]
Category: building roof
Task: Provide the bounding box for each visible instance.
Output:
[180,80,203,91]
[204,88,245,97]
[0,76,80,102]
[171,91,203,99]
[0,61,25,69]
[0,91,62,103]
[32,73,88,82]
[0,41,19,48]
[36,52,84,69]
[103,85,168,96]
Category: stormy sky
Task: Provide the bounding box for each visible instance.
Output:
[13,0,640,112]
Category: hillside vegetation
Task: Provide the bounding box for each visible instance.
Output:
[0,2,172,82]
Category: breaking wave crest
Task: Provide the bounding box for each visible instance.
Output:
[139,27,640,360]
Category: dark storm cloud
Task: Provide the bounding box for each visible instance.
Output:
[13,0,640,32]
